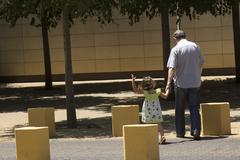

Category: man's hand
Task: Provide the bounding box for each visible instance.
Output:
[165,82,171,92]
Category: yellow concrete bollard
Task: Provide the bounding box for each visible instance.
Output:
[200,102,231,135]
[28,107,56,138]
[112,105,140,137]
[15,127,50,160]
[123,124,159,160]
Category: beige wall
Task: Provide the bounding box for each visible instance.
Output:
[170,14,234,69]
[0,13,235,77]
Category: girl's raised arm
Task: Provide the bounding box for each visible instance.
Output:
[131,74,143,94]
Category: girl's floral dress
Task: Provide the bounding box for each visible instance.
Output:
[141,88,163,123]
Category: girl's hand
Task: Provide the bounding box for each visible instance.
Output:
[131,74,136,80]
[160,88,170,99]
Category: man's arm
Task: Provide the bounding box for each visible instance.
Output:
[165,67,175,91]
[200,65,203,75]
[197,45,204,75]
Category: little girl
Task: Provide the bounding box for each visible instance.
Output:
[131,74,169,144]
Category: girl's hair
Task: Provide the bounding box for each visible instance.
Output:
[141,76,156,90]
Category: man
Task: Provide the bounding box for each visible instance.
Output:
[165,30,204,140]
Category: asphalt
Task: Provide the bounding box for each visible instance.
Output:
[1,135,240,160]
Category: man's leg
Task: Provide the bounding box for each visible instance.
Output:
[188,88,201,140]
[175,87,186,137]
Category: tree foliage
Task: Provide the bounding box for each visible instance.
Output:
[68,0,117,25]
[118,0,240,24]
[0,0,119,29]
[0,0,63,28]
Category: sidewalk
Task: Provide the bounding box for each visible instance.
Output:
[0,107,239,141]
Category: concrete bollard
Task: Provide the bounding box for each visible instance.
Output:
[111,105,140,137]
[123,124,159,160]
[200,102,231,135]
[15,127,50,160]
[28,107,56,138]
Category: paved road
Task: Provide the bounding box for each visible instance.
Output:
[1,135,240,160]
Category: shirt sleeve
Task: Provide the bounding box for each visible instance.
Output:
[156,88,161,96]
[167,48,177,69]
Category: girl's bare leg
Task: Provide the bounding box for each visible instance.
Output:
[158,123,164,137]
[158,123,166,144]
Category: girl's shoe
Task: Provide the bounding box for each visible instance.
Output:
[160,136,166,144]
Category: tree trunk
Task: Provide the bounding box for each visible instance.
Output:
[161,10,171,82]
[232,2,240,83]
[41,23,53,90]
[63,5,77,128]
[161,10,175,100]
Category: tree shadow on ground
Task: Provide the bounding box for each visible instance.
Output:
[0,77,239,113]
[55,117,112,138]
[54,113,238,139]
[1,109,239,140]
[54,114,190,138]
[200,78,240,108]
[231,115,240,122]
